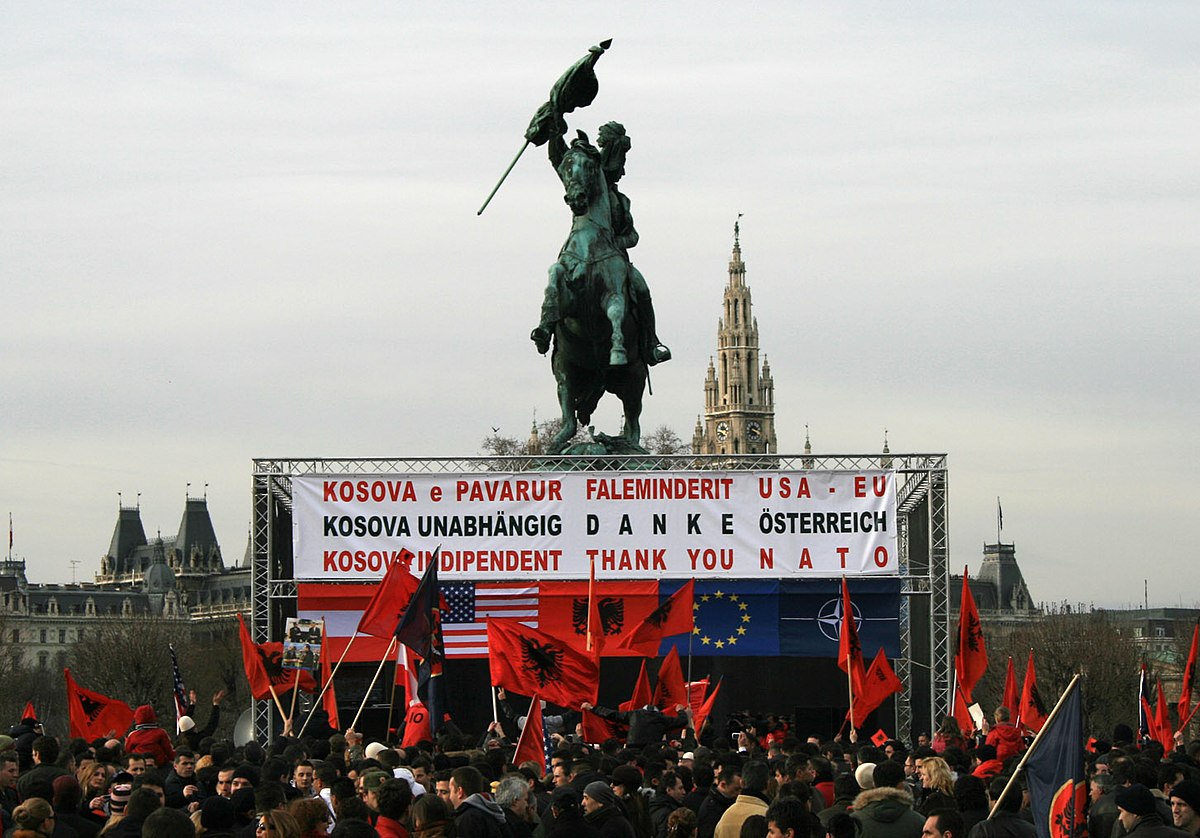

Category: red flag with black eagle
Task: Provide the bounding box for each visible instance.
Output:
[618,580,695,657]
[236,613,316,700]
[847,647,903,724]
[1180,620,1199,727]
[1025,678,1086,838]
[837,578,867,700]
[356,549,418,639]
[620,660,653,711]
[956,568,988,699]
[652,646,687,713]
[64,669,134,740]
[488,617,598,708]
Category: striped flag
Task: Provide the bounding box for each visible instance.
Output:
[440,582,538,656]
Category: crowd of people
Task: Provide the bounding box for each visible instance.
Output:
[3,696,1200,838]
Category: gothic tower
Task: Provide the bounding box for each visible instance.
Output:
[693,221,777,455]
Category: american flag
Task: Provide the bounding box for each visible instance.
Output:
[169,644,189,731]
[441,582,538,656]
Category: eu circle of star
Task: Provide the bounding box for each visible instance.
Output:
[692,589,751,650]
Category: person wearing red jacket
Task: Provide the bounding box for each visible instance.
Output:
[124,705,174,767]
[982,707,1026,763]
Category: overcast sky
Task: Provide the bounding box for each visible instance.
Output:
[3,2,1197,608]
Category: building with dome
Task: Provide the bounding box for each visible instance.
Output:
[0,496,250,671]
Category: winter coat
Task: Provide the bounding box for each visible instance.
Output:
[851,787,926,838]
[124,706,174,767]
[455,793,514,838]
[713,794,768,838]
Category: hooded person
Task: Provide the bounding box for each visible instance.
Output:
[448,766,512,838]
[124,706,175,768]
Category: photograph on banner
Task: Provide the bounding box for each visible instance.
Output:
[282,618,323,671]
[292,469,898,581]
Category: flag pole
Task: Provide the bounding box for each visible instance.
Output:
[297,633,358,738]
[987,673,1082,818]
[351,636,398,731]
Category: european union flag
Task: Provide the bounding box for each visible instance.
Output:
[659,580,780,657]
[778,578,900,658]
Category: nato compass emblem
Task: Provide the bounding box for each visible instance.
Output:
[817,597,862,643]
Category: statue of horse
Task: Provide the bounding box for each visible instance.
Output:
[542,135,647,455]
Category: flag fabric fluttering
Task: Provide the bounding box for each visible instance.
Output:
[1003,656,1020,718]
[837,578,867,709]
[955,569,988,700]
[620,660,653,712]
[64,669,134,740]
[847,647,903,724]
[236,614,316,701]
[1153,678,1174,752]
[356,549,417,639]
[169,644,189,732]
[1025,677,1086,838]
[618,580,695,657]
[651,647,687,713]
[692,677,722,738]
[320,620,339,730]
[1020,649,1049,733]
[395,554,447,737]
[512,693,553,772]
[487,618,599,708]
[1180,620,1199,727]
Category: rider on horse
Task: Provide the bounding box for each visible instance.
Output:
[530,121,671,367]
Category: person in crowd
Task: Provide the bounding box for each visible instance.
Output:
[852,761,925,838]
[582,781,635,838]
[715,761,770,838]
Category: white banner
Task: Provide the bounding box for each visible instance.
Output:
[291,470,897,581]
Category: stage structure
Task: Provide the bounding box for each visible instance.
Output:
[250,452,949,741]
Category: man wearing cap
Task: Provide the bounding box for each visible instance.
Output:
[1117,783,1190,838]
[1169,781,1200,837]
[582,781,635,838]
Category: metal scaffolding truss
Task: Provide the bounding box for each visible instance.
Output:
[251,452,949,741]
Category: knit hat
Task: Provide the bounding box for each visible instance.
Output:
[1170,780,1200,813]
[583,781,618,809]
[854,763,876,790]
[178,716,196,733]
[109,780,133,812]
[1116,784,1156,817]
[201,796,236,830]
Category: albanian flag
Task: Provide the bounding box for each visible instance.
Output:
[1026,677,1086,838]
[65,669,134,740]
[488,617,598,708]
[619,580,695,656]
[236,613,316,701]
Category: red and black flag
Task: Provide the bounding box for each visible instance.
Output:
[1025,677,1086,838]
[1179,620,1199,727]
[488,617,599,708]
[620,659,653,711]
[847,647,903,724]
[955,568,988,700]
[395,552,446,736]
[65,669,134,740]
[1020,648,1049,733]
[356,548,417,639]
[236,613,316,701]
[652,646,687,713]
[1003,655,1020,718]
[618,580,695,657]
[837,578,867,702]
